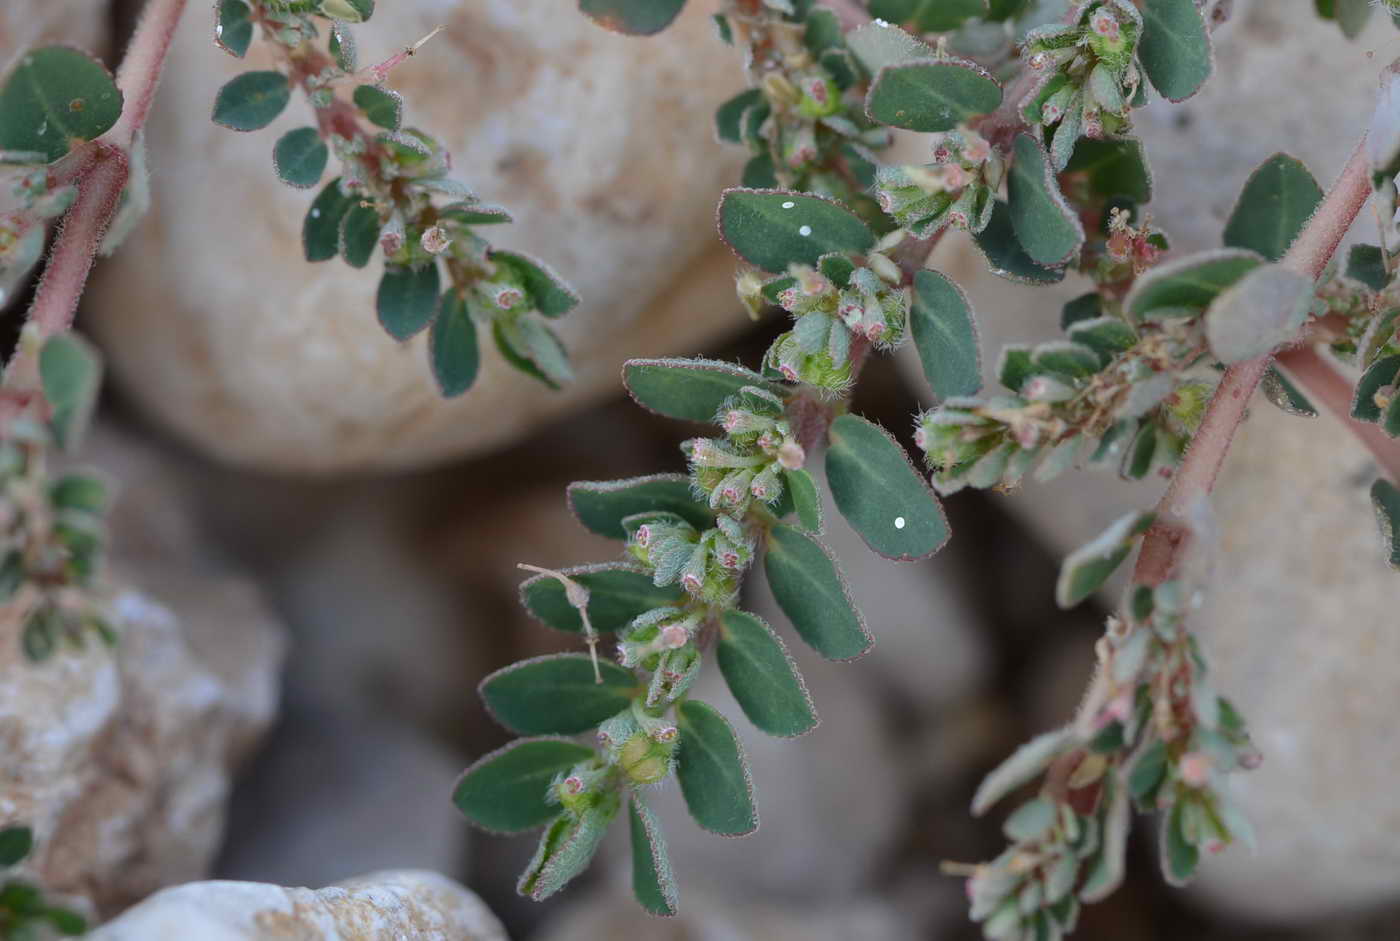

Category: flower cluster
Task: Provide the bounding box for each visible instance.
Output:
[967,581,1259,938]
[916,312,1212,493]
[874,129,1003,237]
[1022,0,1144,167]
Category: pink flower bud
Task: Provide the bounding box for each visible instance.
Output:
[719,549,742,569]
[799,271,831,296]
[804,77,829,107]
[719,484,742,504]
[635,524,652,547]
[777,441,805,470]
[914,426,927,449]
[420,225,451,255]
[681,573,703,594]
[1091,9,1120,39]
[877,192,894,212]
[1014,422,1041,450]
[653,725,678,743]
[492,285,524,310]
[948,210,969,230]
[563,775,585,794]
[722,410,744,433]
[1179,751,1212,788]
[1028,52,1049,70]
[779,363,800,383]
[944,164,967,189]
[1042,102,1064,124]
[380,231,404,255]
[660,624,689,648]
[778,288,800,310]
[964,135,991,163]
[1205,839,1227,855]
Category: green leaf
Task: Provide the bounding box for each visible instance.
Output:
[971,727,1072,815]
[1138,0,1213,103]
[1124,249,1263,321]
[439,202,512,226]
[429,290,480,397]
[675,700,758,836]
[329,23,357,71]
[452,738,594,833]
[782,468,822,533]
[1222,154,1323,262]
[39,332,101,450]
[215,0,254,57]
[491,251,579,318]
[50,471,108,514]
[1008,133,1084,267]
[272,126,328,188]
[352,83,402,130]
[715,88,763,144]
[494,318,573,388]
[45,906,87,935]
[520,563,684,633]
[911,269,982,400]
[717,609,818,738]
[845,21,935,75]
[1370,478,1400,568]
[568,474,713,539]
[1352,355,1400,422]
[212,70,290,131]
[718,189,876,273]
[1128,739,1169,804]
[0,47,123,163]
[826,413,950,561]
[339,202,381,268]
[480,654,638,736]
[1260,365,1318,418]
[0,826,33,866]
[1346,244,1389,291]
[764,522,871,660]
[864,58,1002,133]
[973,200,1065,284]
[629,797,678,916]
[321,0,375,22]
[376,264,441,341]
[742,153,778,188]
[1204,264,1314,363]
[1056,510,1154,608]
[518,803,615,901]
[1161,799,1200,885]
[579,0,687,34]
[303,178,354,262]
[1336,0,1374,37]
[804,8,844,54]
[1064,137,1153,204]
[869,0,990,31]
[623,358,781,423]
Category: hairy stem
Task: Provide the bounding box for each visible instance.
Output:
[2,0,189,408]
[1275,344,1400,483]
[1133,138,1373,586]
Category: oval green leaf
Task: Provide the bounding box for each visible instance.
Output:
[629,797,678,916]
[1123,248,1263,321]
[716,609,817,738]
[1371,478,1400,569]
[303,177,354,262]
[1204,264,1313,363]
[376,263,441,341]
[429,290,480,397]
[352,83,402,130]
[718,189,876,274]
[39,331,101,450]
[1055,510,1154,608]
[715,88,763,144]
[763,522,871,660]
[865,57,1002,133]
[491,250,579,318]
[273,126,328,188]
[1138,0,1213,103]
[1008,133,1084,268]
[0,825,32,867]
[675,700,757,836]
[0,46,123,162]
[215,0,254,58]
[567,474,713,539]
[782,467,823,534]
[623,358,781,423]
[452,738,595,833]
[212,70,291,131]
[579,0,686,34]
[1222,153,1323,262]
[826,413,950,561]
[911,269,982,401]
[479,653,638,736]
[519,562,684,634]
[1064,137,1153,204]
[973,200,1065,284]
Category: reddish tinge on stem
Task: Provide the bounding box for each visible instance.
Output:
[1132,137,1374,587]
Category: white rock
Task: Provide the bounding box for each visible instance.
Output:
[0,0,108,66]
[87,0,749,473]
[88,870,508,940]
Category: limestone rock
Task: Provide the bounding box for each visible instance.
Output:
[88,870,508,940]
[86,0,749,473]
[0,425,286,916]
[1,0,108,66]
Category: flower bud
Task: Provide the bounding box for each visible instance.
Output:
[420,225,451,255]
[619,733,671,784]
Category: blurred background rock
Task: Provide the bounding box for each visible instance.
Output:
[4,0,1400,938]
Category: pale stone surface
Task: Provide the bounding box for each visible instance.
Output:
[88,870,508,940]
[0,426,286,917]
[0,0,108,66]
[87,0,749,473]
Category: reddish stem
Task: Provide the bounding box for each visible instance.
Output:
[1133,138,1373,586]
[1275,345,1400,483]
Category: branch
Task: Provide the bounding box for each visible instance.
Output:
[1275,344,1400,483]
[1133,137,1373,587]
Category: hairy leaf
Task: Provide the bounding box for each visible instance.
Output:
[453,738,594,833]
[1222,154,1323,262]
[624,358,780,423]
[675,700,758,836]
[1260,365,1317,418]
[430,291,480,397]
[782,467,823,533]
[480,654,638,735]
[1138,0,1213,102]
[0,47,123,162]
[212,70,290,131]
[865,58,1002,132]
[1352,355,1400,422]
[715,88,763,144]
[352,84,403,130]
[973,200,1066,284]
[1346,244,1389,291]
[491,250,580,318]
[972,726,1072,815]
[0,825,32,866]
[1123,248,1262,320]
[1371,478,1400,568]
[215,0,254,58]
[579,0,687,35]
[568,475,713,539]
[629,797,678,916]
[717,609,818,738]
[377,264,441,341]
[338,202,381,268]
[826,414,949,561]
[520,563,684,633]
[1056,510,1154,607]
[1008,134,1084,267]
[718,189,876,273]
[845,20,934,75]
[1204,264,1313,363]
[303,177,354,262]
[39,332,101,450]
[518,802,614,900]
[911,270,982,400]
[764,523,871,660]
[1064,137,1153,204]
[273,126,328,188]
